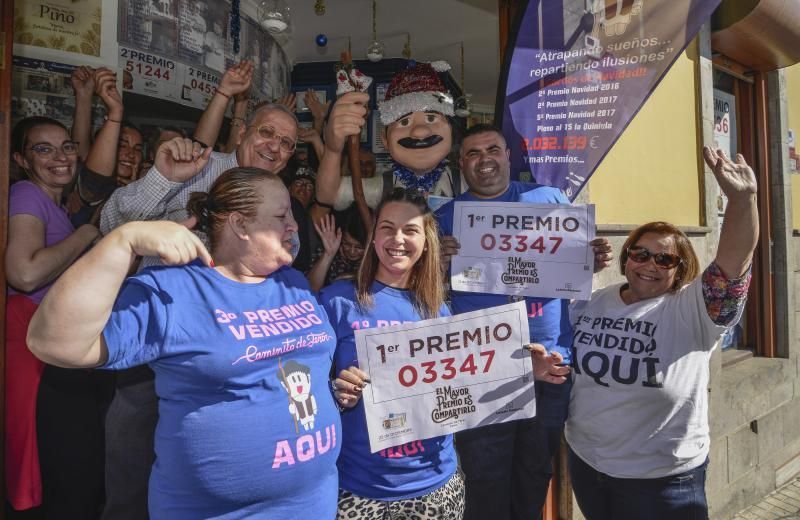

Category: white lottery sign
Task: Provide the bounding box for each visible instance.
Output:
[451,202,595,300]
[355,301,533,453]
[119,47,181,102]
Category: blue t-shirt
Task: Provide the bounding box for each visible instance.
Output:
[319,280,458,501]
[103,262,341,519]
[435,182,574,425]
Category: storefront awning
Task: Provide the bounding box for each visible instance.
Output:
[711,0,800,71]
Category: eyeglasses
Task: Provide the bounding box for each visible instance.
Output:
[27,141,79,158]
[626,246,683,270]
[249,124,296,153]
[291,179,314,191]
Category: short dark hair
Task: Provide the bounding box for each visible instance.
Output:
[461,123,503,141]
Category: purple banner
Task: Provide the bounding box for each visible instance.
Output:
[497,0,720,200]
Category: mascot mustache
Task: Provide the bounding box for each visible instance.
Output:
[397,135,444,149]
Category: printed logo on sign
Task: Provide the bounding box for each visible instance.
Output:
[501,256,539,286]
[463,267,482,280]
[495,400,523,416]
[382,413,407,430]
[431,386,477,424]
[555,282,581,294]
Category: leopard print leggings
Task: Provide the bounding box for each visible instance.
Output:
[336,471,465,520]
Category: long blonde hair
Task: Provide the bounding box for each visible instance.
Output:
[355,188,444,319]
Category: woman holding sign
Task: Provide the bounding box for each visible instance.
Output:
[566,147,758,520]
[26,168,342,519]
[320,188,466,519]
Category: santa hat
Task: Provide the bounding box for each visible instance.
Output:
[378,61,454,125]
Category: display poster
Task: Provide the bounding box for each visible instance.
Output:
[789,129,799,175]
[451,201,595,300]
[14,0,103,56]
[355,301,533,453]
[712,88,737,221]
[117,0,290,110]
[498,0,722,200]
[11,57,105,129]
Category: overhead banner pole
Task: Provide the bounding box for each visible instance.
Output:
[496,0,721,200]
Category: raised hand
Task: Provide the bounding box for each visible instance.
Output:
[313,214,342,258]
[324,92,369,154]
[154,137,213,182]
[274,92,297,112]
[93,68,123,120]
[527,343,570,384]
[71,66,95,100]
[297,126,322,144]
[218,61,253,98]
[333,366,371,409]
[702,146,757,202]
[439,235,461,274]
[304,89,330,123]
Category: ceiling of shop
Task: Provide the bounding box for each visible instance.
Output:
[284,0,500,107]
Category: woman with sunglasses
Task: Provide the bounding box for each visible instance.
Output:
[6,116,103,515]
[565,147,758,520]
[319,188,465,519]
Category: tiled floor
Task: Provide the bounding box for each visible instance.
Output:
[733,478,800,519]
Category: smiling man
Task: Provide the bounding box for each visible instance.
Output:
[100,102,298,253]
[435,124,613,520]
[315,62,465,211]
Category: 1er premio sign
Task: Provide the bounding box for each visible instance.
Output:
[451,202,595,300]
[355,302,532,453]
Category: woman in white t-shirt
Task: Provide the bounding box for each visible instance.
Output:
[565,147,758,520]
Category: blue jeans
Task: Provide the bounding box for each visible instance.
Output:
[568,448,709,520]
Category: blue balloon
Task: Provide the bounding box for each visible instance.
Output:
[315,34,328,47]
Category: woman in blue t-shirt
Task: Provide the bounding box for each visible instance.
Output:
[27,168,342,519]
[320,188,465,519]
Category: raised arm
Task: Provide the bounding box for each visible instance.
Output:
[304,89,330,135]
[316,92,369,206]
[84,68,124,178]
[194,61,253,148]
[703,146,758,278]
[99,137,211,234]
[70,66,95,160]
[5,216,98,293]
[307,214,342,292]
[27,220,212,368]
[298,126,325,163]
[223,92,249,153]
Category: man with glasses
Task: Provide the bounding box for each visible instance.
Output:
[97,101,298,520]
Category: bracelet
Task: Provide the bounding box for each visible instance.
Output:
[230,117,245,127]
[215,88,231,99]
[314,200,335,210]
[105,116,122,124]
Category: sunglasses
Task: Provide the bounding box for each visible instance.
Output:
[248,124,296,153]
[626,246,682,270]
